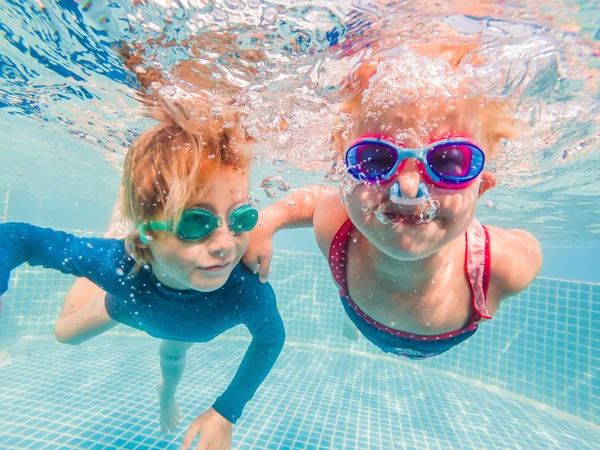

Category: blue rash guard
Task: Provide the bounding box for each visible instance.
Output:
[0,223,285,424]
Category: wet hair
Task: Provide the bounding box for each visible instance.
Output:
[332,42,517,159]
[121,88,249,263]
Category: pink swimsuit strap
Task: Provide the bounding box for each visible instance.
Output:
[328,218,492,341]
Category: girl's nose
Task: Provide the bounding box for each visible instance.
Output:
[393,159,423,199]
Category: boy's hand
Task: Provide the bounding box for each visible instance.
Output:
[243,219,275,283]
[180,408,232,450]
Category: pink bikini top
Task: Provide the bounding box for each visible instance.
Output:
[328,218,492,341]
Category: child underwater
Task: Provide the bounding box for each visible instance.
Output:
[244,43,542,359]
[0,90,285,450]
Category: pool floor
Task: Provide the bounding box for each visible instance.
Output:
[0,336,597,449]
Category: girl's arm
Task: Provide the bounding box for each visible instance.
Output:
[258,184,334,232]
[488,226,543,302]
[244,185,334,281]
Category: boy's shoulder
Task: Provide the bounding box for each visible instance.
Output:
[485,225,542,301]
[313,190,349,258]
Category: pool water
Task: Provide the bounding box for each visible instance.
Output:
[1,0,600,449]
[0,336,597,450]
[0,249,598,449]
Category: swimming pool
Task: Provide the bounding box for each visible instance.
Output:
[1,0,599,449]
[0,224,598,448]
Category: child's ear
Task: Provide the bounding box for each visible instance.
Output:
[135,235,150,249]
[125,233,152,264]
[478,170,497,198]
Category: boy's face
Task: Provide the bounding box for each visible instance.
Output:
[148,167,251,292]
[343,109,495,260]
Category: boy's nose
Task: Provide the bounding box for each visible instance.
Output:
[206,226,236,258]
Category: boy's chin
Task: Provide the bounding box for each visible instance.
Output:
[189,272,231,292]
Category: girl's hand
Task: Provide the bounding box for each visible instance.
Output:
[180,408,232,450]
[243,218,275,283]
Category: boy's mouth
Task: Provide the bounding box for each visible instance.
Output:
[198,261,232,272]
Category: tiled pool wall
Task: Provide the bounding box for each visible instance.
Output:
[261,253,599,427]
[0,187,598,429]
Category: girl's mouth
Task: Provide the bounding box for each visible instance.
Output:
[375,203,441,225]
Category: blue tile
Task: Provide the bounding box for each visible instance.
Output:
[41,444,64,450]
[2,248,600,444]
[88,444,109,450]
[9,438,42,448]
[1,436,23,447]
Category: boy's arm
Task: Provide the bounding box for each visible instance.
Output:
[55,196,130,340]
[211,282,285,424]
[488,226,543,302]
[54,289,117,345]
[0,222,130,297]
[58,278,106,318]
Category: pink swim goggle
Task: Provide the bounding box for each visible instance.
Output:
[345,134,485,189]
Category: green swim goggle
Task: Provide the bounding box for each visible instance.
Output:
[137,204,259,244]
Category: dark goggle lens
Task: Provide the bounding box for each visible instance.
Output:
[351,143,397,179]
[427,143,476,179]
[230,206,259,232]
[178,212,216,240]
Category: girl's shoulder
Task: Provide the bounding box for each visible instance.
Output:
[313,190,350,259]
[485,225,542,300]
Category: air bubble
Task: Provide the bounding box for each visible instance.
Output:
[262,7,278,24]
[213,9,227,21]
[261,175,290,192]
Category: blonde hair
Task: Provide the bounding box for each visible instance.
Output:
[333,42,516,159]
[121,89,249,263]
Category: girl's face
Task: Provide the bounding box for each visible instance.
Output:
[148,167,251,292]
[344,124,494,261]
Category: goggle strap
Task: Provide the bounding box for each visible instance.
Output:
[136,219,173,244]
